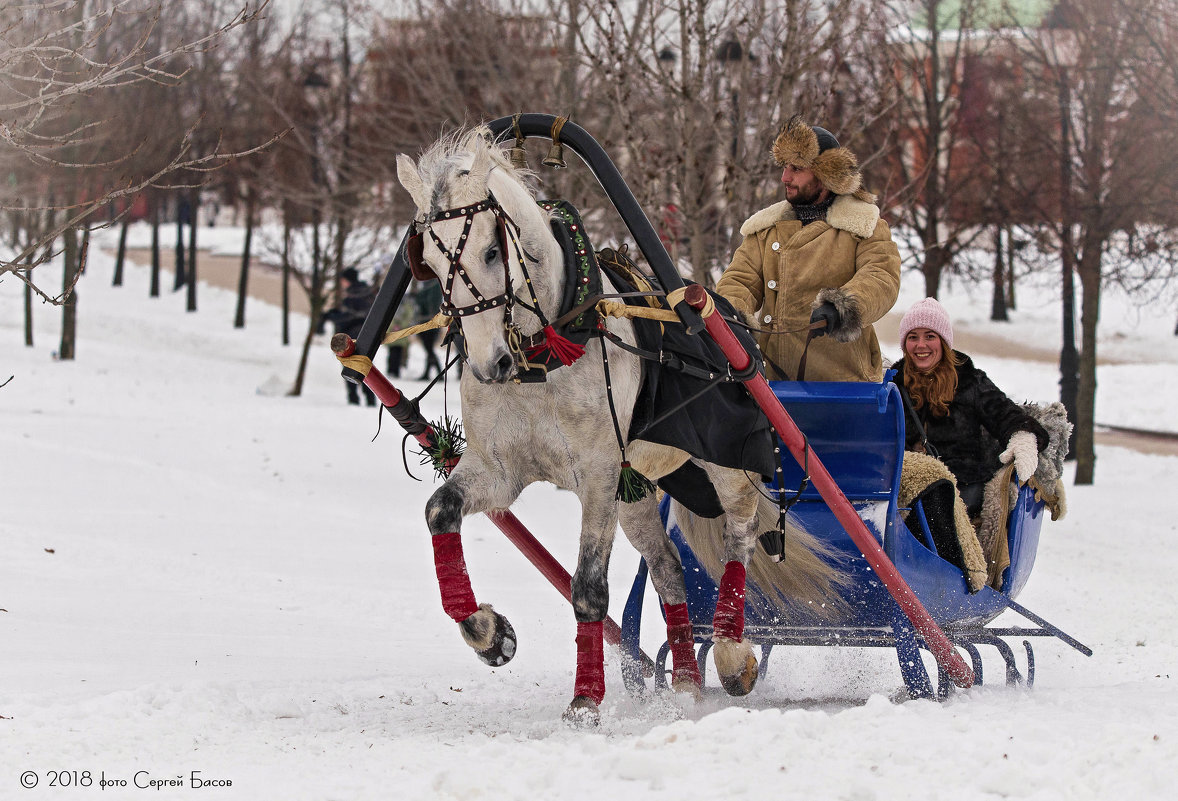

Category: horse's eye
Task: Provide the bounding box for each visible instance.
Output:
[484,245,500,264]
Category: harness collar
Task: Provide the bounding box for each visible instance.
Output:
[516,201,602,368]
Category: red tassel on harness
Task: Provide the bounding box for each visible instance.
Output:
[574,621,606,704]
[527,325,586,366]
[713,561,747,642]
[433,532,479,622]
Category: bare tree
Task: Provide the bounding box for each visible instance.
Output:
[1015,0,1178,483]
[876,0,1004,299]
[0,0,272,306]
[570,0,886,286]
[248,0,404,394]
[1122,0,1178,335]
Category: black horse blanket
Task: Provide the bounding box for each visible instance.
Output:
[598,252,776,517]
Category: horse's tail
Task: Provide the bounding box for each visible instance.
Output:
[670,496,852,622]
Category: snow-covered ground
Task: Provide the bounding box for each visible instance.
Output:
[2,227,1176,800]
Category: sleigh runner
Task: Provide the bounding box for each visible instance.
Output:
[333,114,1088,718]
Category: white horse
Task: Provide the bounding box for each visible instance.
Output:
[395,129,843,725]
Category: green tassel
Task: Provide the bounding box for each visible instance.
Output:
[419,415,466,480]
[616,461,655,503]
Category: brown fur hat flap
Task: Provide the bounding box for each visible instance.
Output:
[772,117,863,197]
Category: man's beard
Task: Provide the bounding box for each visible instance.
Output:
[788,180,825,206]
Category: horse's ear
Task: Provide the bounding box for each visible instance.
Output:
[467,143,493,194]
[396,154,428,212]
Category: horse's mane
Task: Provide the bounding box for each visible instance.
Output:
[413,126,538,219]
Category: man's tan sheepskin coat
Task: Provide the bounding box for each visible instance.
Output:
[716,196,901,382]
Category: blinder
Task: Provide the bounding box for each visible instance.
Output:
[406,231,432,282]
[407,211,512,291]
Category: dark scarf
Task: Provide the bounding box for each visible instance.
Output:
[791,193,836,225]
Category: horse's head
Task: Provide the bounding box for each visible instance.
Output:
[397,131,561,384]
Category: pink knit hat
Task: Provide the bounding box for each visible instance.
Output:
[899,297,953,350]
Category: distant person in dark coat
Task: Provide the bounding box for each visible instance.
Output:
[324,268,377,405]
[414,280,444,380]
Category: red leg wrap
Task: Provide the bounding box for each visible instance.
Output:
[432,533,479,622]
[574,621,606,705]
[713,561,747,642]
[664,602,701,687]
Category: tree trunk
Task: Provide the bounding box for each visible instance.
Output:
[921,240,948,299]
[1056,71,1078,458]
[990,224,1008,321]
[234,190,255,329]
[281,215,291,346]
[33,214,54,344]
[186,190,198,312]
[150,196,161,297]
[1004,225,1016,310]
[290,217,325,397]
[1059,248,1079,459]
[290,308,320,398]
[173,197,186,291]
[24,262,34,347]
[112,220,129,286]
[1073,252,1102,485]
[59,228,79,361]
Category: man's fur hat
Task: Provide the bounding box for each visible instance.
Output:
[772,117,874,202]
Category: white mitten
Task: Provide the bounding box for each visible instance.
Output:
[999,431,1039,484]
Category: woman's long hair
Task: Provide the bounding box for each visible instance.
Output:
[904,336,963,417]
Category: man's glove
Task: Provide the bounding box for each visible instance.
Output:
[809,302,841,338]
[999,430,1039,484]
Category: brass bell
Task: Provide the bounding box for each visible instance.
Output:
[542,140,567,169]
[509,142,528,170]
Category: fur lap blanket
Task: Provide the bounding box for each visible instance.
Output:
[899,451,989,592]
[900,401,1072,592]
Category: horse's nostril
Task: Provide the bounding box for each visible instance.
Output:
[495,353,514,376]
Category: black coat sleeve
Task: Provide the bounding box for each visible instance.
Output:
[970,366,1050,453]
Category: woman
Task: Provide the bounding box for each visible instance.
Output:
[894,298,1049,591]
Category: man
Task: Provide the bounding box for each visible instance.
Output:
[414,279,444,381]
[324,268,378,405]
[716,117,901,382]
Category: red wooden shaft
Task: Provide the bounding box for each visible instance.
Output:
[335,335,626,648]
[488,511,624,646]
[683,287,974,688]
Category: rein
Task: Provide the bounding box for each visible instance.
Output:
[728,316,829,381]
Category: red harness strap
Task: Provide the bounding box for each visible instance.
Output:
[663,602,701,687]
[712,561,747,641]
[574,621,606,704]
[432,533,479,622]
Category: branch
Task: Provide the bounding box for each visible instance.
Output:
[1,123,287,303]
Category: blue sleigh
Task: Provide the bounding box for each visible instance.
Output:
[619,378,1092,699]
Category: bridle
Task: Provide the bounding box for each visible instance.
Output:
[408,192,548,329]
[408,191,596,379]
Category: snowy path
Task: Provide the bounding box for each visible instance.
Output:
[3,230,1175,799]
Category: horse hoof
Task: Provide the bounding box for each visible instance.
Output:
[713,638,758,697]
[669,661,703,701]
[670,673,703,702]
[459,604,517,667]
[562,695,600,728]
